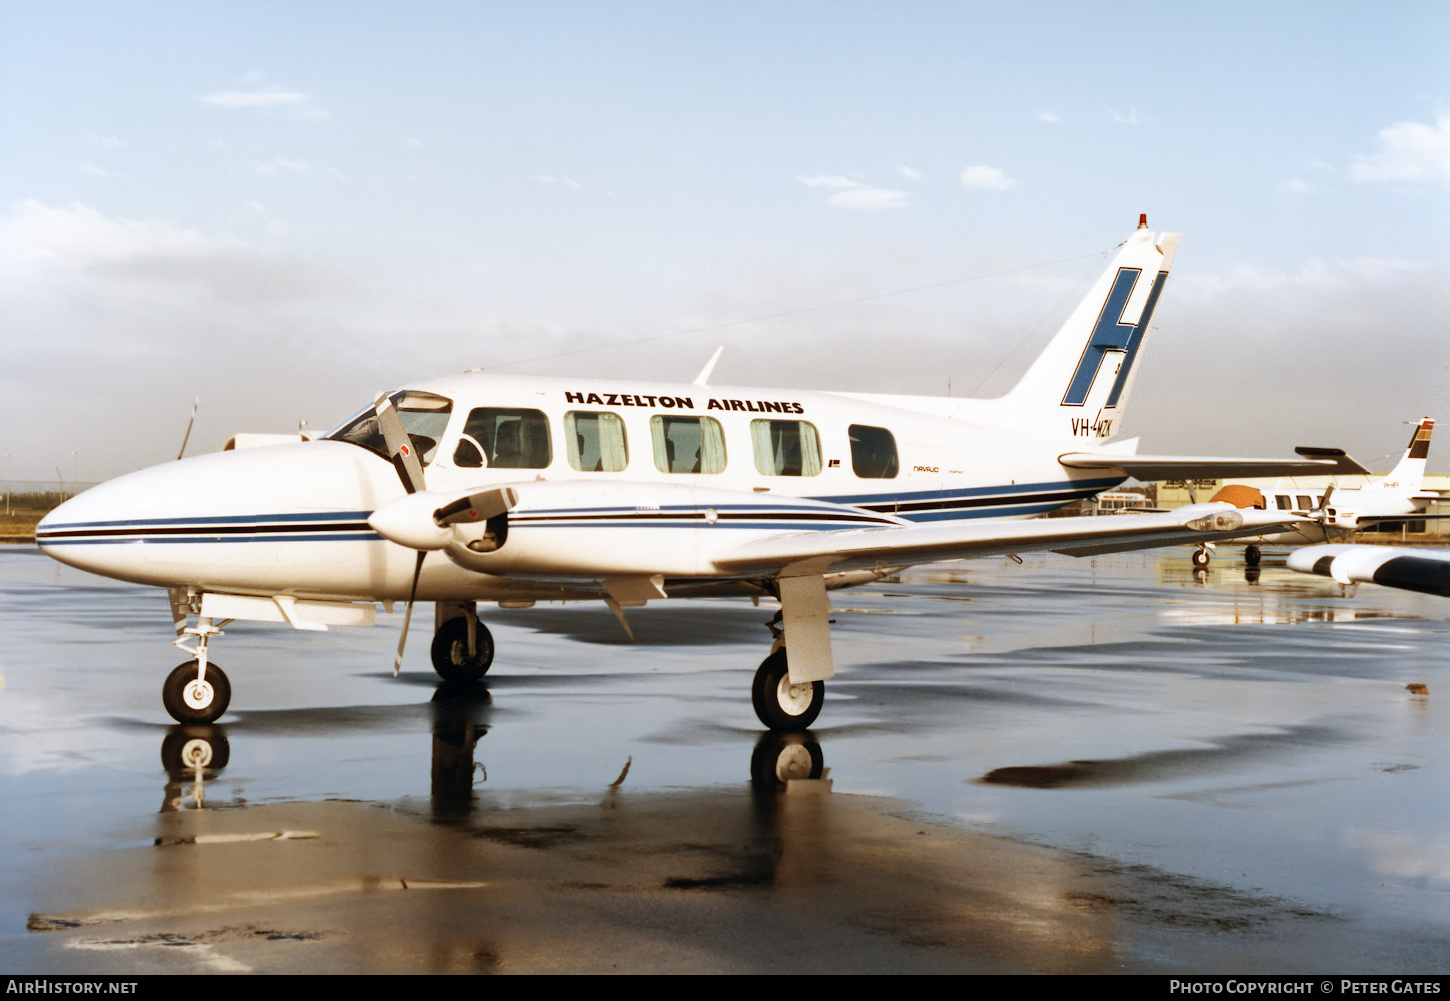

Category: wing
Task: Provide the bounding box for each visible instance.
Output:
[1058,447,1369,480]
[713,503,1306,575]
[1287,544,1450,597]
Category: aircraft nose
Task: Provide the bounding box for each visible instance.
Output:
[35,440,389,586]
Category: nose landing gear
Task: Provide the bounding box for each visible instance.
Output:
[164,596,232,724]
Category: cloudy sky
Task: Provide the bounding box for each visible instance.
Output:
[2,2,1448,481]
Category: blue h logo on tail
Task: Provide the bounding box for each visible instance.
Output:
[1061,268,1167,407]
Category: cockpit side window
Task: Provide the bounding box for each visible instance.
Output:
[454,408,553,469]
[325,391,453,466]
[849,424,898,479]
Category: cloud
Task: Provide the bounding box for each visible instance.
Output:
[1348,114,1450,185]
[196,86,309,108]
[797,174,908,209]
[1110,107,1149,126]
[1037,111,1061,125]
[535,174,582,190]
[80,163,120,178]
[959,165,1017,191]
[899,165,922,182]
[88,135,123,149]
[1278,179,1312,194]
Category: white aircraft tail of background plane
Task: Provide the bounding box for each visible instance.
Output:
[37,217,1352,732]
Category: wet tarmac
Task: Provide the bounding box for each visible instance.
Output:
[1,546,1447,973]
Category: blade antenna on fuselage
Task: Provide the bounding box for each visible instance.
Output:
[177,397,199,461]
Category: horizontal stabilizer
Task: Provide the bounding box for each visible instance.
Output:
[1292,447,1370,475]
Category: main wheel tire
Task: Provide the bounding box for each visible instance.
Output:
[160,726,230,774]
[162,661,231,725]
[751,648,824,732]
[430,616,494,682]
[1191,548,1211,569]
[1244,544,1262,567]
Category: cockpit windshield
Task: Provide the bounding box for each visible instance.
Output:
[325,391,454,466]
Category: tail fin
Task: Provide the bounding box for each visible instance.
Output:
[1005,215,1180,443]
[1380,417,1434,493]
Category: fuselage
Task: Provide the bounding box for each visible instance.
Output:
[37,373,1125,604]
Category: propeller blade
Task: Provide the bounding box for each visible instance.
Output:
[373,393,427,495]
[177,397,199,461]
[393,550,426,676]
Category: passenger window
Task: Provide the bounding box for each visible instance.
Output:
[651,415,726,474]
[1296,495,1312,510]
[1276,495,1291,510]
[849,424,898,479]
[565,411,628,472]
[454,408,552,469]
[751,420,822,476]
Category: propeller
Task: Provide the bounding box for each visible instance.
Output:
[374,393,428,675]
[1309,484,1341,542]
[369,394,520,674]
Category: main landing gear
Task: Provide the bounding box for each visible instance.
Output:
[1244,544,1262,567]
[752,648,825,732]
[431,602,494,683]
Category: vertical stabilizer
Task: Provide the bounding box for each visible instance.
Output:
[1381,418,1434,494]
[1004,217,1179,444]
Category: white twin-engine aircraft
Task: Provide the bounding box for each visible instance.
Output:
[38,218,1354,731]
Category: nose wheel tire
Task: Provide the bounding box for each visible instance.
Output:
[430,616,494,682]
[1191,547,1211,569]
[751,649,824,732]
[162,661,231,725]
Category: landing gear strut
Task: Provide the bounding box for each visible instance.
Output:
[431,603,493,682]
[751,648,824,732]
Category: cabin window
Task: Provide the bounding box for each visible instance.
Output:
[454,408,552,469]
[651,415,726,474]
[1296,495,1312,510]
[326,391,453,466]
[750,420,822,477]
[849,424,898,479]
[1276,495,1291,510]
[565,411,629,472]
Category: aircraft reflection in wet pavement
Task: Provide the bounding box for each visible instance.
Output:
[37,218,1352,732]
[156,686,825,821]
